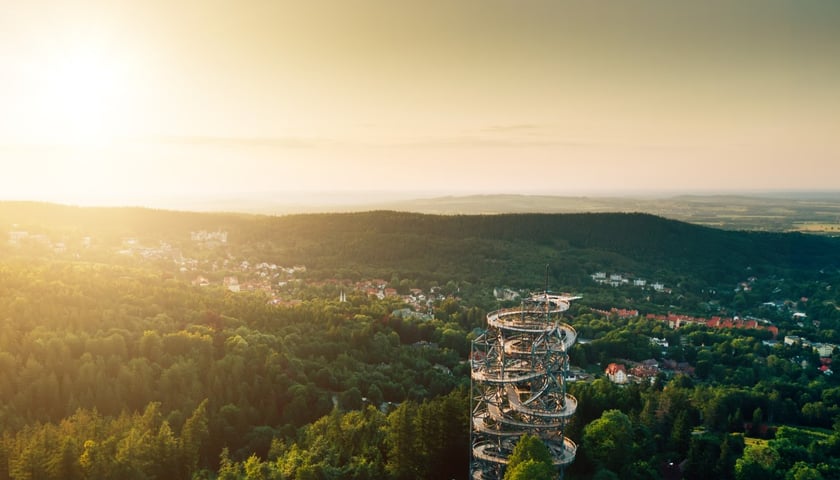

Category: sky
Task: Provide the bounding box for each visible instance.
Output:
[1,0,839,206]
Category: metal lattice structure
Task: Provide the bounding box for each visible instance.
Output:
[470,292,579,479]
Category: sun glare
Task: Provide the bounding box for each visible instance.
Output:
[29,43,135,147]
[8,37,149,204]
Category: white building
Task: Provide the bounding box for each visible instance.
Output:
[223,276,240,292]
[605,363,628,384]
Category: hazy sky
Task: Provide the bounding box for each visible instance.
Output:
[1,0,839,205]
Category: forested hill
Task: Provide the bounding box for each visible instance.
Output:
[237,211,840,282]
[2,202,839,289]
[4,202,840,479]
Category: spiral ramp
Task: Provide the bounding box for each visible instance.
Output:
[470,293,579,479]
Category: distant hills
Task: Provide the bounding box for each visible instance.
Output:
[368,193,840,234]
[82,191,840,234]
[2,202,839,293]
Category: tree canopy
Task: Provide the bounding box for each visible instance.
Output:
[504,434,555,480]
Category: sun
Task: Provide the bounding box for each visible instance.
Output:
[28,43,136,147]
[10,38,147,203]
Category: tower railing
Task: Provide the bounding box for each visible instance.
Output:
[470,292,579,479]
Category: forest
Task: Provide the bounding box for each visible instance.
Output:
[1,202,840,479]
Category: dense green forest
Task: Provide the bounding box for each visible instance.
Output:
[3,202,839,288]
[2,203,840,479]
[0,260,471,479]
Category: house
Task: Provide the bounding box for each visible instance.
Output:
[630,364,659,380]
[223,276,240,292]
[611,308,639,319]
[493,288,520,301]
[8,231,29,245]
[191,230,228,243]
[815,344,835,357]
[605,363,628,384]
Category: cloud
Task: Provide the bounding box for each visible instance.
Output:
[139,129,581,150]
[142,135,342,149]
[479,124,542,133]
[395,135,590,149]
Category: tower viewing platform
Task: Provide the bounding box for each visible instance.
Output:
[470,292,579,479]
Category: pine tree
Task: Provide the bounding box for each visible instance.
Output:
[180,399,209,479]
[385,401,418,480]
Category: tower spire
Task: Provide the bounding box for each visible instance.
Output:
[544,263,550,295]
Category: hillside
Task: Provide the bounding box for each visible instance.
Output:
[3,202,840,479]
[371,193,840,233]
[96,192,840,234]
[3,202,838,290]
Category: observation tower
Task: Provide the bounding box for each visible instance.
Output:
[470,291,579,479]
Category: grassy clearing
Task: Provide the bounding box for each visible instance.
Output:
[743,436,767,448]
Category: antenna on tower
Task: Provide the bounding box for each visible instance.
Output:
[544,264,551,320]
[544,264,550,294]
